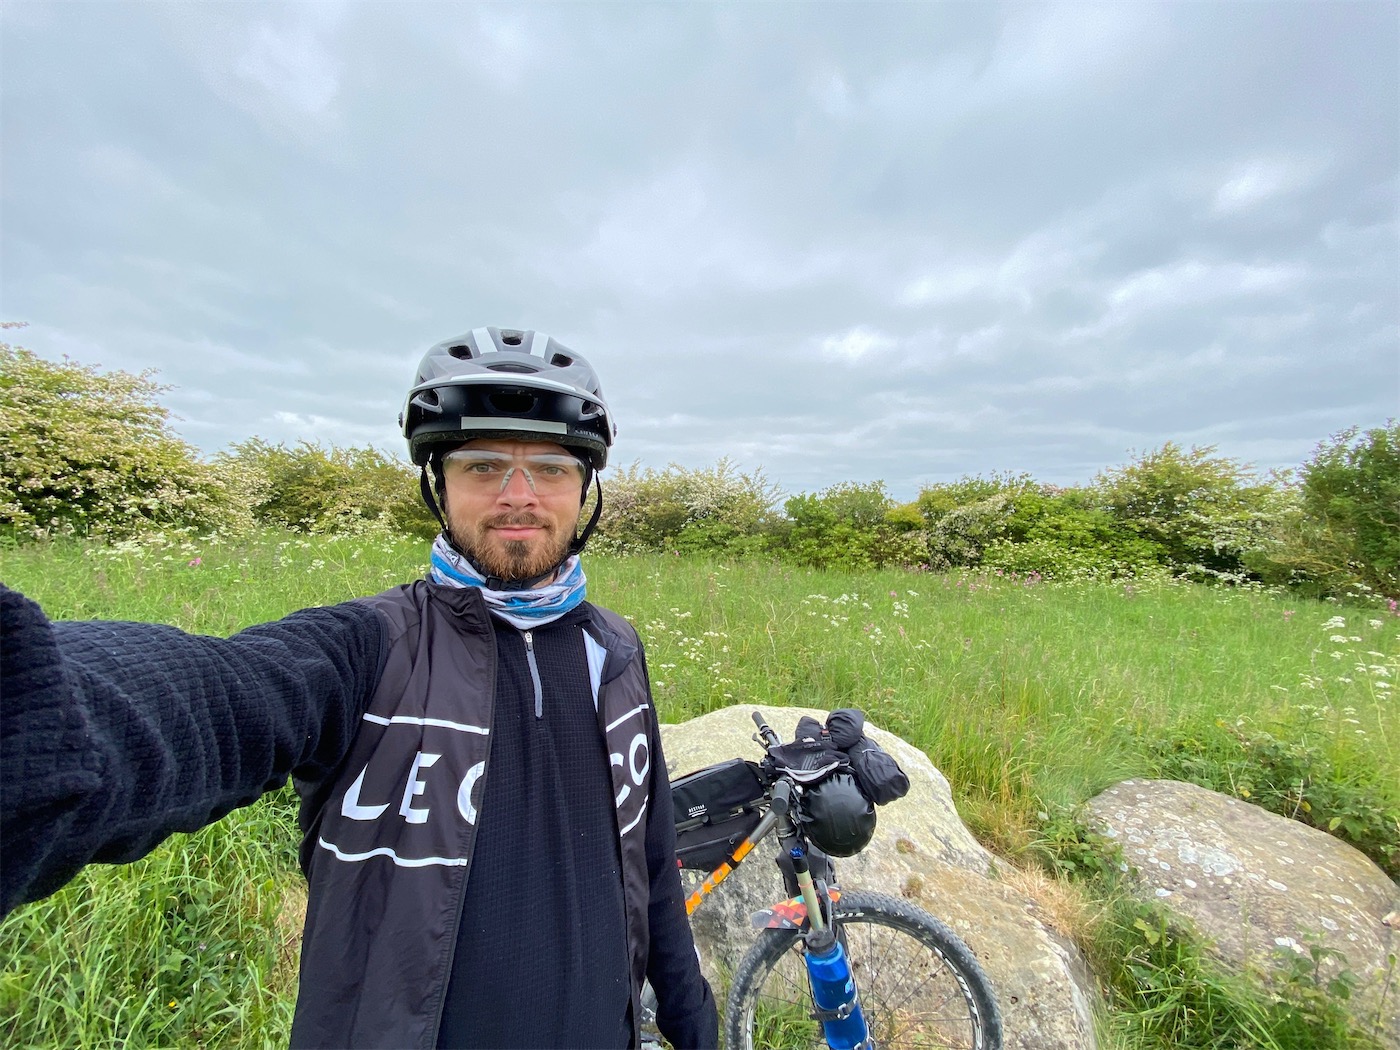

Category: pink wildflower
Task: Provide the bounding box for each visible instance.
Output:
[188,557,202,567]
[1283,610,1295,621]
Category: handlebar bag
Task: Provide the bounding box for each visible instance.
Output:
[671,758,767,871]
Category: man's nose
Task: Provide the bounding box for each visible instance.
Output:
[497,467,539,504]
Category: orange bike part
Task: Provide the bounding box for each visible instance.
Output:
[750,888,843,931]
[682,835,759,916]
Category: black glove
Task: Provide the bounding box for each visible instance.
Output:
[825,709,910,805]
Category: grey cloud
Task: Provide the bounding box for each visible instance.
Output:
[1,1,1395,504]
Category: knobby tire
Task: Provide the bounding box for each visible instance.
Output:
[725,890,1003,1050]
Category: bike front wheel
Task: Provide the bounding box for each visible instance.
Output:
[725,890,1002,1050]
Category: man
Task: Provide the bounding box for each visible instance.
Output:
[0,328,718,1049]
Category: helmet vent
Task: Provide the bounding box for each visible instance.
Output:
[489,390,536,415]
[487,361,539,374]
[417,389,440,407]
[501,331,524,346]
[447,344,472,359]
[549,352,575,368]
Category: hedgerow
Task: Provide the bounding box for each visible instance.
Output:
[3,336,1394,600]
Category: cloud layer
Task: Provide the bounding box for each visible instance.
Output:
[2,2,1395,500]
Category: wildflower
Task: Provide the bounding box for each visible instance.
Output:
[188,557,202,567]
[1283,610,1294,621]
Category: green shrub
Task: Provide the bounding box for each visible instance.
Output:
[1251,423,1400,600]
[923,493,1015,570]
[916,474,1039,570]
[981,487,1167,579]
[776,481,924,569]
[0,334,243,540]
[916,471,1037,522]
[217,439,437,539]
[594,459,780,554]
[1094,443,1276,580]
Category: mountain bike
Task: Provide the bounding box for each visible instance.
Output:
[666,710,1003,1050]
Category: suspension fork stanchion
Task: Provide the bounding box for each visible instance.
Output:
[789,844,827,932]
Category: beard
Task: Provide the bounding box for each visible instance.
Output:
[449,511,575,583]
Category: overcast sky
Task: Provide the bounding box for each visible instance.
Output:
[2,1,1396,502]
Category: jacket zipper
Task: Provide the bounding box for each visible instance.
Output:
[523,629,543,719]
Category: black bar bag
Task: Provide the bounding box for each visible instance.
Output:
[671,758,767,871]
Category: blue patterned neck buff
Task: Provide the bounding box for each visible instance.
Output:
[428,534,587,629]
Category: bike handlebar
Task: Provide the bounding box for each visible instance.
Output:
[751,710,781,748]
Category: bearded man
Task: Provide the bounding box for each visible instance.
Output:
[0,328,718,1050]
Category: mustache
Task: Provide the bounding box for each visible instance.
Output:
[483,513,551,530]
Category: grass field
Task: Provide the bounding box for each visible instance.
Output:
[2,528,1396,1048]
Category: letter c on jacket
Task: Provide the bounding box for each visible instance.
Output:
[457,761,486,824]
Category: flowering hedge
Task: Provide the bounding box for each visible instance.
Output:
[0,338,243,540]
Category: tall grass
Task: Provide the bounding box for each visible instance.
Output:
[2,529,1395,1047]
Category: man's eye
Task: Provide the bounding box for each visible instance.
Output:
[537,464,568,477]
[465,462,501,474]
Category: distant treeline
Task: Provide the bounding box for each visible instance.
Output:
[2,338,1396,601]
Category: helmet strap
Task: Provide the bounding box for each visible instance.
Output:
[419,464,446,529]
[570,474,604,556]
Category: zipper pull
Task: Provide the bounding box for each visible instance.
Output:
[522,630,543,719]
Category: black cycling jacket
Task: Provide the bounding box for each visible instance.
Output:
[0,581,717,1049]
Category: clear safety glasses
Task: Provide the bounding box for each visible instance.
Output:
[441,449,586,495]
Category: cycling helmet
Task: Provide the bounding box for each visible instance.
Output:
[401,327,615,469]
[798,773,876,858]
[401,327,616,584]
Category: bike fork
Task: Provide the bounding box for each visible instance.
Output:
[790,847,873,1050]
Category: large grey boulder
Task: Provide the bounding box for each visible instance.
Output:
[1086,779,1400,1049]
[660,705,1099,1050]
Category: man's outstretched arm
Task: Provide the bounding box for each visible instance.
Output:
[0,584,386,916]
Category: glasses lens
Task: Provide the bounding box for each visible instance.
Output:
[443,450,584,493]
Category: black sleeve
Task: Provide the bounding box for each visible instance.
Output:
[643,710,720,1050]
[0,583,386,916]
